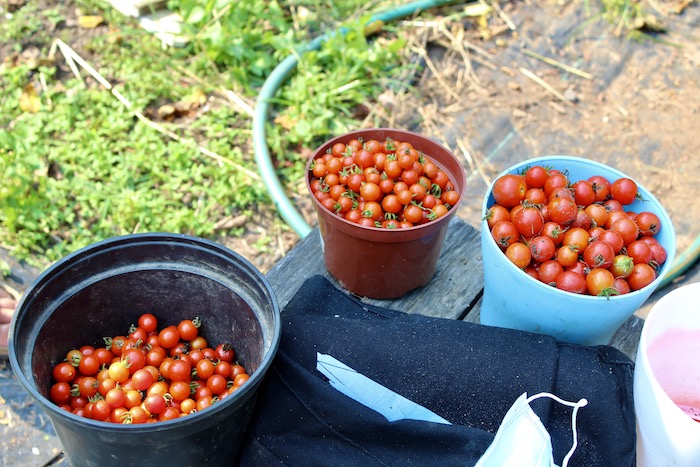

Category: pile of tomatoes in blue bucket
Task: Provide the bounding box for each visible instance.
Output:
[480,156,676,346]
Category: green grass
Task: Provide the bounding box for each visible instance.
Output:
[0,0,420,267]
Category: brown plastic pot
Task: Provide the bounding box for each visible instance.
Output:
[306,128,466,299]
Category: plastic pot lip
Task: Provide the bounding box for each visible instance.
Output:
[305,128,467,237]
[635,283,700,423]
[480,155,677,303]
[8,232,282,431]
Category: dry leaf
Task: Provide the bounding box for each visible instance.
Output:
[274,114,298,130]
[186,88,207,107]
[78,15,105,29]
[463,2,492,17]
[19,83,40,113]
[157,104,176,120]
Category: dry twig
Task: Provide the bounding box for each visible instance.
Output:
[521,48,593,80]
[47,39,261,181]
[519,66,574,106]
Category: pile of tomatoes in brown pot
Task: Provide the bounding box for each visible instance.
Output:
[485,165,668,296]
[308,136,460,228]
[48,313,250,424]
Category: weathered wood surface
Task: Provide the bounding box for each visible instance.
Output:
[266,217,645,359]
[266,216,484,320]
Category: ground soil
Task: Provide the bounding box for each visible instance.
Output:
[1,0,699,277]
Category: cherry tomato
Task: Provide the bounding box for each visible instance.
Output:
[232,373,250,389]
[158,325,180,349]
[169,380,192,402]
[584,203,608,228]
[543,172,569,199]
[525,165,549,188]
[583,241,615,269]
[635,211,661,237]
[548,196,578,226]
[108,361,130,383]
[492,174,527,208]
[505,242,531,269]
[513,205,544,238]
[525,188,546,205]
[196,359,215,380]
[537,260,564,285]
[215,344,235,363]
[614,278,631,295]
[542,222,565,246]
[648,242,668,265]
[491,221,520,250]
[626,240,653,265]
[91,399,111,421]
[571,210,592,231]
[627,263,657,291]
[403,204,424,225]
[586,268,617,297]
[610,217,639,246]
[529,236,555,263]
[588,175,611,201]
[50,382,72,405]
[610,255,635,279]
[144,393,167,415]
[440,189,460,207]
[66,349,83,367]
[189,336,208,351]
[105,387,126,409]
[53,362,76,383]
[556,271,587,294]
[563,227,590,254]
[572,180,596,207]
[598,229,624,254]
[122,348,146,374]
[214,361,233,379]
[131,368,155,391]
[610,178,638,205]
[127,406,149,424]
[78,376,99,398]
[206,374,228,395]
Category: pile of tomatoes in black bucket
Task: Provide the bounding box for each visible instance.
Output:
[8,233,281,467]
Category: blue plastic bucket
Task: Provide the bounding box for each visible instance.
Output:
[480,156,676,345]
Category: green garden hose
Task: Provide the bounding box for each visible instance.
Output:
[659,234,700,288]
[251,0,700,289]
[252,0,463,239]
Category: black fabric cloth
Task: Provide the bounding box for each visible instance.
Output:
[240,275,636,466]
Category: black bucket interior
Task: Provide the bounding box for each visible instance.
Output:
[9,233,281,466]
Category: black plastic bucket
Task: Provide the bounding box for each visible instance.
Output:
[8,233,281,467]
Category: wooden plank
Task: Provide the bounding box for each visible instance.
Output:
[609,315,644,362]
[265,217,484,320]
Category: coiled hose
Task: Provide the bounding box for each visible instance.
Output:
[251,0,700,289]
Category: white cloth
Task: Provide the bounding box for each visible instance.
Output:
[475,392,588,467]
